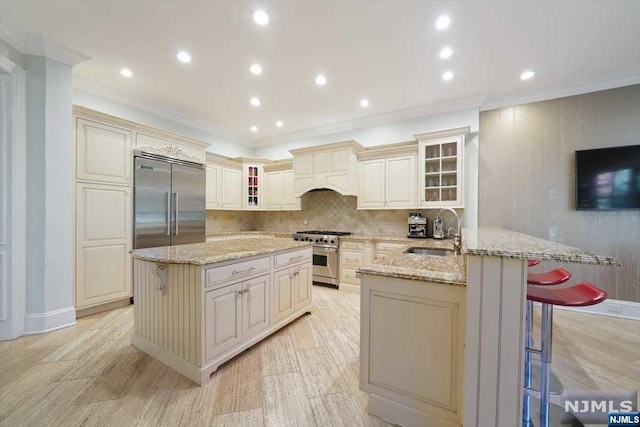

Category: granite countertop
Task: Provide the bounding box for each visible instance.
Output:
[131,239,312,266]
[341,234,431,243]
[357,239,467,286]
[462,227,621,266]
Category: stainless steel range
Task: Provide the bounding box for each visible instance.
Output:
[293,231,352,287]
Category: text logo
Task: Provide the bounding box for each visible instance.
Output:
[561,391,637,424]
[608,412,640,427]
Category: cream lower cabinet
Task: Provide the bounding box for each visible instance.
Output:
[340,239,368,292]
[205,274,270,362]
[75,182,132,309]
[272,263,311,324]
[360,273,466,427]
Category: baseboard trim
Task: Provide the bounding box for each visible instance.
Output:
[23,306,77,334]
[76,297,131,318]
[538,298,639,321]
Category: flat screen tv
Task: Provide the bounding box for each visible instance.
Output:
[576,144,640,210]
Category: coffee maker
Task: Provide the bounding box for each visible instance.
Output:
[407,212,428,238]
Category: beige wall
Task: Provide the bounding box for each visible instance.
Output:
[479,84,640,303]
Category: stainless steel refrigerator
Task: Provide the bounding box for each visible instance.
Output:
[133,150,206,249]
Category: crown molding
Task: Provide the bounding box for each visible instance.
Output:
[73,75,250,146]
[480,73,640,112]
[1,20,89,66]
[289,140,366,156]
[252,95,485,147]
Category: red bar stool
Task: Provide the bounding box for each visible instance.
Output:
[523,265,572,426]
[525,283,607,427]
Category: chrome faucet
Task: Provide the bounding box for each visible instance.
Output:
[436,208,462,255]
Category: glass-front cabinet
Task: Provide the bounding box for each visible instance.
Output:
[417,132,464,208]
[244,165,262,209]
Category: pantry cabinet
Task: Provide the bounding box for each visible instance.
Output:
[416,128,467,208]
[76,118,132,185]
[357,146,417,209]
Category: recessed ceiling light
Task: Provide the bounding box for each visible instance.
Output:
[520,70,536,80]
[436,15,451,30]
[315,74,327,86]
[120,68,132,78]
[360,99,369,108]
[250,126,258,133]
[177,51,191,63]
[275,121,283,128]
[250,63,262,75]
[442,71,454,81]
[253,10,269,26]
[250,97,261,107]
[439,47,453,59]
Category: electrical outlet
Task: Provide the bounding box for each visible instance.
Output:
[303,219,308,225]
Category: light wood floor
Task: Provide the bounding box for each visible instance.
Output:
[0,286,638,427]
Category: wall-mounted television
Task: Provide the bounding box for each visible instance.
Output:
[576,144,640,210]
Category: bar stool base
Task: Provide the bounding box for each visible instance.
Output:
[525,396,585,427]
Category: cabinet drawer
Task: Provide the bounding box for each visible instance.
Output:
[274,248,312,269]
[341,240,365,251]
[206,256,270,289]
[341,250,364,267]
[341,267,360,286]
[374,241,406,252]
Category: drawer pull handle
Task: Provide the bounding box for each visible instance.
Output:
[289,255,304,262]
[232,267,255,275]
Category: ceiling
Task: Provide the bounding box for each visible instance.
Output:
[1,1,639,147]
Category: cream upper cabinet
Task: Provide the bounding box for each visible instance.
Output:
[416,128,467,209]
[243,165,263,210]
[290,141,364,197]
[221,167,242,210]
[75,182,132,309]
[263,163,301,211]
[357,147,417,209]
[206,163,221,209]
[76,118,132,185]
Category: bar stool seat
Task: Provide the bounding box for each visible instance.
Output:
[527,283,607,306]
[527,259,541,268]
[527,268,571,286]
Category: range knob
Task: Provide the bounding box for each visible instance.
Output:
[323,239,328,243]
[294,237,298,241]
[330,240,335,244]
[315,238,320,243]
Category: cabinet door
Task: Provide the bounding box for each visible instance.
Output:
[294,264,312,309]
[358,159,385,208]
[76,182,132,309]
[264,171,283,210]
[385,155,416,208]
[221,167,242,210]
[272,268,295,323]
[76,118,132,185]
[205,283,243,362]
[206,164,221,209]
[243,165,262,209]
[282,170,301,210]
[243,274,270,340]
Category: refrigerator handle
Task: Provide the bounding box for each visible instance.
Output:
[166,192,171,236]
[174,192,179,235]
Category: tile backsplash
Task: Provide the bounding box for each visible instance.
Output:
[208,190,448,237]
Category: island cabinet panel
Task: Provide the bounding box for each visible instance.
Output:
[360,273,466,427]
[205,283,243,362]
[131,245,312,385]
[133,260,202,366]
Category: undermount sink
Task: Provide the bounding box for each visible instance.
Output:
[404,247,454,256]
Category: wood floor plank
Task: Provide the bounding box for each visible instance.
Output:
[296,347,350,398]
[321,329,359,364]
[0,378,93,427]
[210,408,264,427]
[309,308,341,332]
[263,372,316,427]
[309,392,388,427]
[288,315,326,350]
[54,338,133,381]
[48,399,123,427]
[213,345,263,415]
[260,335,299,377]
[0,344,59,387]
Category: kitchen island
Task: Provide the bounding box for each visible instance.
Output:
[130,238,313,385]
[358,227,620,427]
